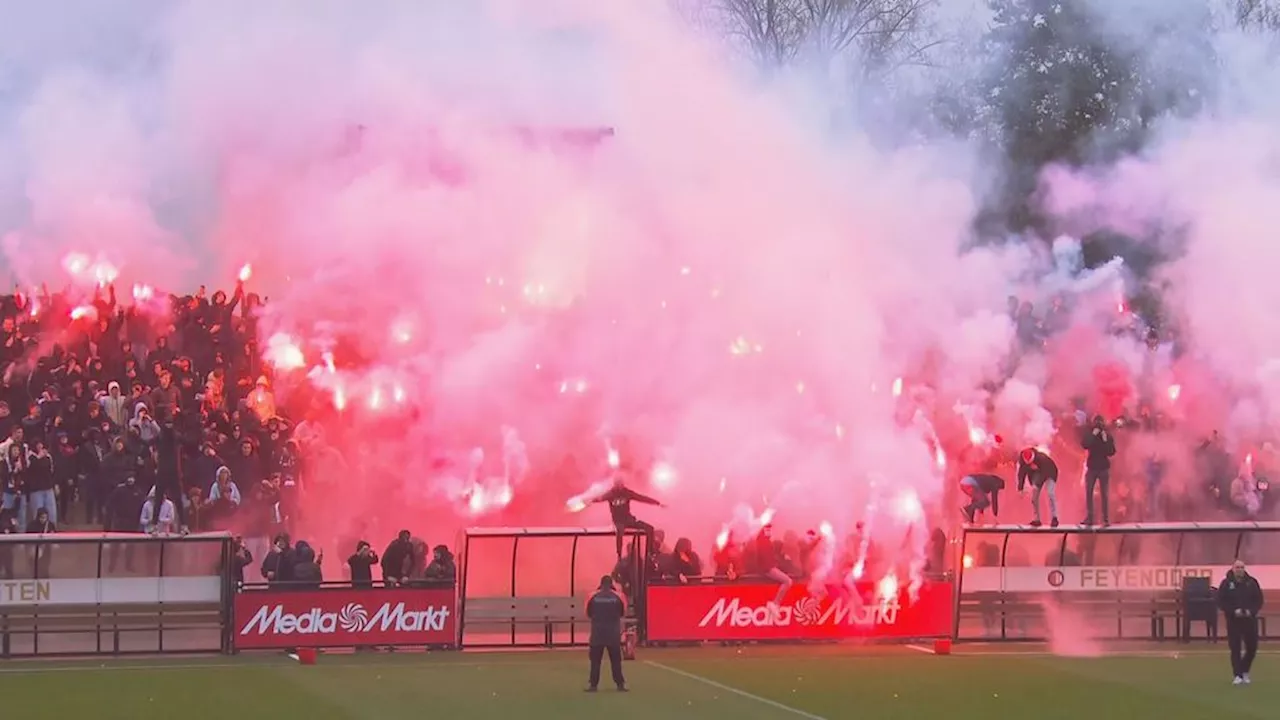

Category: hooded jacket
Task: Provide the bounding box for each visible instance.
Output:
[101,384,130,428]
[209,466,242,505]
[128,403,162,444]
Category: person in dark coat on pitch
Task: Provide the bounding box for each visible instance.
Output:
[585,575,628,693]
[1017,447,1060,528]
[1219,559,1265,685]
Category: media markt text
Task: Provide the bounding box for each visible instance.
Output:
[698,597,899,628]
[241,602,451,636]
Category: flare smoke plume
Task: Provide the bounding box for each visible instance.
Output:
[0,0,1274,580]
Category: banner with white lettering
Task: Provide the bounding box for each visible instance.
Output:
[0,577,221,606]
[963,565,1280,593]
[234,587,457,649]
[646,581,952,643]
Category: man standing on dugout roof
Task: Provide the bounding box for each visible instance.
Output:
[585,575,628,693]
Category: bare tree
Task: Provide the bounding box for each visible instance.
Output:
[714,0,807,66]
[707,0,940,74]
[1236,0,1280,31]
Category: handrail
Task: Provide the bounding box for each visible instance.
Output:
[238,580,456,591]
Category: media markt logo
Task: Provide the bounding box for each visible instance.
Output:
[698,595,900,629]
[339,603,369,632]
[240,601,451,636]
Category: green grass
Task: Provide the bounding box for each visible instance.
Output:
[3,644,1279,719]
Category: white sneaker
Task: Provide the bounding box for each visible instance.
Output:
[1243,674,1252,684]
[1233,676,1244,685]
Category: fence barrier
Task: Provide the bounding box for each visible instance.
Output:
[0,532,233,658]
[8,522,1263,658]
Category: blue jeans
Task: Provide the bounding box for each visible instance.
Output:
[26,490,57,528]
[2,492,26,527]
[961,476,990,511]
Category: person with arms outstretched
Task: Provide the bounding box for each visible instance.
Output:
[595,475,662,559]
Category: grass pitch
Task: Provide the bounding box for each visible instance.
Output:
[1,643,1277,719]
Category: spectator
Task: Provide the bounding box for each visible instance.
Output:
[101,382,129,428]
[292,541,323,589]
[755,523,793,611]
[140,487,177,534]
[424,544,456,583]
[348,541,379,588]
[206,466,241,526]
[668,537,702,581]
[1082,414,1117,526]
[24,440,57,526]
[25,506,56,534]
[381,530,413,587]
[0,511,18,578]
[2,440,28,526]
[52,434,78,523]
[261,533,295,586]
[229,536,253,585]
[128,404,162,445]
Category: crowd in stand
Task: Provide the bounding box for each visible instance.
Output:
[0,282,459,587]
[613,524,949,598]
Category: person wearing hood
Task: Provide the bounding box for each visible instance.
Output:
[292,540,323,589]
[246,376,276,423]
[424,545,457,583]
[191,442,226,495]
[140,486,177,535]
[261,533,295,586]
[128,403,162,445]
[206,466,241,527]
[1219,559,1265,685]
[101,382,130,428]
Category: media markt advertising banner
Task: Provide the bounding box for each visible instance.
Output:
[234,588,457,649]
[646,581,953,643]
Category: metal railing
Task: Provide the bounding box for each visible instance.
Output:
[0,532,234,657]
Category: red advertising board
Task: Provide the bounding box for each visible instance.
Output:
[234,588,457,649]
[647,581,952,642]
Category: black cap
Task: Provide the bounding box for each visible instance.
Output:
[599,575,614,590]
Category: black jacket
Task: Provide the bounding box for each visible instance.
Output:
[586,588,625,646]
[598,484,660,524]
[1017,450,1059,490]
[1081,428,1117,471]
[1219,571,1264,619]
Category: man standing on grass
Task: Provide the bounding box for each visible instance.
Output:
[585,575,628,693]
[1219,559,1264,685]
